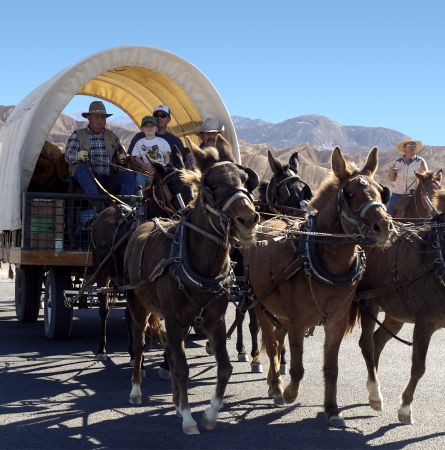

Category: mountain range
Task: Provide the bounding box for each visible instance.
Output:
[1,105,443,189]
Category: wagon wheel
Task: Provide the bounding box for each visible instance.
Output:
[44,268,73,339]
[15,265,43,323]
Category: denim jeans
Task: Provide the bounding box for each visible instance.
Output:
[386,193,402,217]
[74,163,136,195]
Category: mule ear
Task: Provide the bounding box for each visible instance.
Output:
[414,170,426,182]
[147,156,168,177]
[185,136,209,171]
[361,146,378,177]
[170,145,185,169]
[215,134,235,162]
[436,169,443,183]
[379,184,391,204]
[331,146,348,180]
[238,165,259,192]
[289,152,299,173]
[268,150,283,175]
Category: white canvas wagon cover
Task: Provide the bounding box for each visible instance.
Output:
[0,46,239,231]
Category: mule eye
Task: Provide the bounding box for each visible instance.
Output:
[344,191,353,200]
[206,183,218,191]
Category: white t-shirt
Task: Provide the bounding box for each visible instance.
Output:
[132,136,171,165]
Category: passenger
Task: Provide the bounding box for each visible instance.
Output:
[64,101,135,195]
[386,137,428,216]
[194,117,225,149]
[130,116,171,188]
[128,104,194,170]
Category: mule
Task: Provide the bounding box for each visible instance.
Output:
[394,170,443,218]
[356,188,445,425]
[90,147,194,363]
[242,146,394,427]
[231,151,313,372]
[124,136,260,434]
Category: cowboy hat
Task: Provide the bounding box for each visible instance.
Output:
[81,101,113,118]
[396,137,422,153]
[194,117,224,133]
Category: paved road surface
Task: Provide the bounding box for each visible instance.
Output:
[1,269,445,449]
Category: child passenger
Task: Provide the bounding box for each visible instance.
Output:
[130,116,171,188]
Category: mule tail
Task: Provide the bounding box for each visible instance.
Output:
[147,314,166,345]
[346,299,361,334]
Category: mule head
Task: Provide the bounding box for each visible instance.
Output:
[265,150,313,216]
[186,136,260,245]
[149,156,194,214]
[415,170,443,197]
[328,146,394,245]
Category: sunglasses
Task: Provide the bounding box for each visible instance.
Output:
[404,143,417,148]
[154,113,168,118]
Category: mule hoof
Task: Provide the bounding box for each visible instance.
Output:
[280,363,287,376]
[129,396,142,405]
[398,406,413,425]
[369,399,383,412]
[183,424,200,435]
[273,395,285,406]
[238,352,250,362]
[329,415,346,428]
[202,415,217,431]
[158,366,171,380]
[205,341,214,356]
[251,362,263,373]
[283,387,297,404]
[96,353,107,361]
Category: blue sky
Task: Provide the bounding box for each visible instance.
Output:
[2,0,444,145]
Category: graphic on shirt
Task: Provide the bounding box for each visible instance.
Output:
[141,144,162,163]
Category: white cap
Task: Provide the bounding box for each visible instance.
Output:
[153,104,170,115]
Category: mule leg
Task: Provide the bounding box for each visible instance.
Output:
[374,315,404,369]
[125,305,146,377]
[164,316,199,435]
[278,333,288,375]
[256,308,284,404]
[249,309,262,372]
[235,308,249,362]
[323,316,349,428]
[398,321,435,425]
[202,319,233,431]
[129,305,148,405]
[358,301,383,412]
[96,274,110,360]
[283,326,305,405]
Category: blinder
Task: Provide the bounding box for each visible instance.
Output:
[379,184,391,205]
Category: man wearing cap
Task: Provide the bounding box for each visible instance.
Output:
[194,117,225,149]
[65,100,135,195]
[386,137,428,216]
[130,115,171,187]
[128,104,193,169]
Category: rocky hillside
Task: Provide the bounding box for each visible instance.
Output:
[234,114,407,154]
[1,105,443,191]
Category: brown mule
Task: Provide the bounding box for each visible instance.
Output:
[124,135,260,434]
[357,188,445,425]
[91,148,194,362]
[242,146,394,427]
[395,170,443,218]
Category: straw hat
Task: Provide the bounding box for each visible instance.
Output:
[194,117,224,133]
[396,137,422,153]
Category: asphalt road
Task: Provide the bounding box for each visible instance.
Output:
[1,270,445,450]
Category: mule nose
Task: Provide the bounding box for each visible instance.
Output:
[236,210,260,228]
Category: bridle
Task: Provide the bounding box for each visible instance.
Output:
[196,161,256,247]
[151,168,187,216]
[265,172,311,215]
[337,174,387,237]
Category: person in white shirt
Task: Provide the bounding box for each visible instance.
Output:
[130,116,171,187]
[386,137,428,216]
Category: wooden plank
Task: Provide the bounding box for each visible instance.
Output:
[3,246,92,267]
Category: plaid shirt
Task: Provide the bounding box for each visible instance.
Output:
[65,128,111,175]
